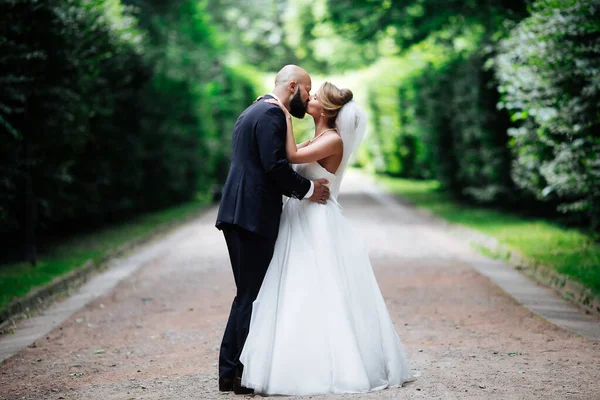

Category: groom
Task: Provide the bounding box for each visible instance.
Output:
[215,65,330,394]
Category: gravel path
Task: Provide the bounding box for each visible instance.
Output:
[1,172,599,400]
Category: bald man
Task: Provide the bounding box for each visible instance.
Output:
[215,65,330,394]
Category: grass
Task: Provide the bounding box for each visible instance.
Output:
[375,175,600,295]
[0,194,211,314]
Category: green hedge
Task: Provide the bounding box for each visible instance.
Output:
[357,46,444,179]
[495,0,600,230]
[360,35,516,206]
[336,0,599,232]
[0,0,257,261]
[414,50,515,205]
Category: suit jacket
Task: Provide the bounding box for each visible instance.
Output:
[216,94,311,240]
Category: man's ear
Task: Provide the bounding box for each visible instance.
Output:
[289,81,297,93]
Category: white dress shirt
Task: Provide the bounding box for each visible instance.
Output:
[266,93,315,200]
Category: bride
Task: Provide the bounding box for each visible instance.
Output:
[240,82,412,395]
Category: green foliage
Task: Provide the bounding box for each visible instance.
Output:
[0,0,147,235]
[285,0,379,73]
[414,49,515,204]
[356,31,516,207]
[327,0,600,234]
[329,0,600,233]
[0,0,257,261]
[360,52,436,178]
[326,0,527,50]
[205,0,299,70]
[327,2,525,204]
[205,0,378,74]
[496,0,600,230]
[3,0,599,267]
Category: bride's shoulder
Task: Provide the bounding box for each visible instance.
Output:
[321,131,343,148]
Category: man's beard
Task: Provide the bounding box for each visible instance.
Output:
[289,88,307,118]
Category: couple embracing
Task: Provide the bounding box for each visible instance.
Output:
[215,65,412,396]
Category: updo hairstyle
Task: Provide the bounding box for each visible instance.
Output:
[317,82,353,128]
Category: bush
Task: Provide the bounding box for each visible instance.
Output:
[359,45,445,179]
[0,0,148,258]
[415,50,515,204]
[359,35,516,206]
[496,0,600,230]
[0,0,257,262]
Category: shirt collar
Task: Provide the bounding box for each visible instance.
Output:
[266,92,281,102]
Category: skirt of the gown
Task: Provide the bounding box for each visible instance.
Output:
[239,197,412,396]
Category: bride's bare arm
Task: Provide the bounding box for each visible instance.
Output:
[297,140,310,149]
[286,133,342,164]
[281,112,301,162]
[282,117,342,163]
[265,99,342,164]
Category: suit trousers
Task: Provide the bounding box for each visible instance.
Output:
[219,223,276,380]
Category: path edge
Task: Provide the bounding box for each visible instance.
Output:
[370,176,600,317]
[0,205,212,333]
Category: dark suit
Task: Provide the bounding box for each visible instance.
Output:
[215,95,311,381]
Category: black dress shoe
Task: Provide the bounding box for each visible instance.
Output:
[219,377,233,392]
[233,376,254,395]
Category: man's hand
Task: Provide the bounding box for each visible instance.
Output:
[309,179,330,204]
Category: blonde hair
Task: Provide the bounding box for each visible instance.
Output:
[317,82,353,128]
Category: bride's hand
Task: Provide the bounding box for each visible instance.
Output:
[264,98,291,119]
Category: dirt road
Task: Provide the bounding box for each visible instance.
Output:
[1,173,599,400]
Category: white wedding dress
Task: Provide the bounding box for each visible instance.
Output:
[239,157,412,396]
